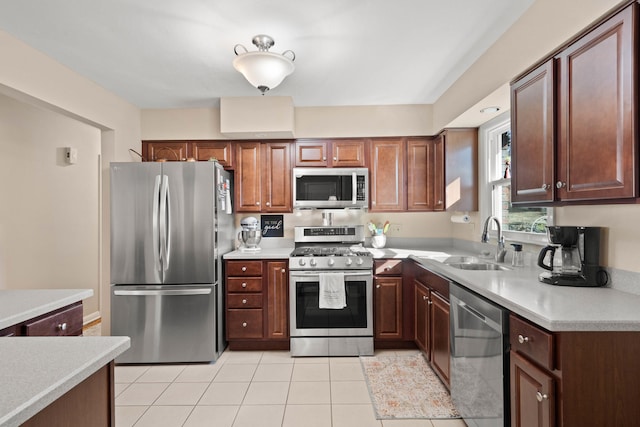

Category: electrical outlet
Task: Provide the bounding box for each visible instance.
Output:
[390,224,402,233]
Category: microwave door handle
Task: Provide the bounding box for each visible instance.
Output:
[352,172,357,205]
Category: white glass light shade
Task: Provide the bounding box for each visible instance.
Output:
[233,52,295,93]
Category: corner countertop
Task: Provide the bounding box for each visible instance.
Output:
[0,289,94,331]
[228,246,640,333]
[0,336,130,427]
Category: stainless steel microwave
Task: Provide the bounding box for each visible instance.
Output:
[292,167,369,209]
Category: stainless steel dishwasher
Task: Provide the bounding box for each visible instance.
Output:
[449,282,509,427]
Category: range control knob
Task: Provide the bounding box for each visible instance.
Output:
[345,258,353,266]
[356,258,364,266]
[328,258,335,267]
[298,259,306,266]
[310,258,317,267]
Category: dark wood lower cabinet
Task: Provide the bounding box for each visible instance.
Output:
[22,362,115,427]
[430,292,450,386]
[511,350,554,427]
[225,259,289,350]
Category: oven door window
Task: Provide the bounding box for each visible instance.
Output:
[295,280,367,328]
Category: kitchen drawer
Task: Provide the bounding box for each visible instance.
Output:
[227,309,264,339]
[414,263,449,300]
[510,314,555,370]
[226,261,263,276]
[23,303,83,336]
[0,326,17,337]
[228,293,263,309]
[227,277,263,293]
[374,259,403,275]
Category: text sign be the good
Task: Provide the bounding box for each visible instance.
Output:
[261,215,284,237]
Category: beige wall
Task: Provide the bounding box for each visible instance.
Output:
[0,29,141,331]
[0,94,101,315]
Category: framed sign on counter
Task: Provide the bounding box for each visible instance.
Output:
[261,215,284,237]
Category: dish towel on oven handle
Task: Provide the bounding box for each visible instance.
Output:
[318,272,347,309]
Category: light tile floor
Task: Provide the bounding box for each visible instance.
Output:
[115,349,468,427]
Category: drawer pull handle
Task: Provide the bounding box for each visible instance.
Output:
[384,267,391,271]
[242,299,247,304]
[241,266,247,272]
[242,282,247,288]
[536,391,549,402]
[242,322,247,327]
[58,323,67,332]
[518,334,530,344]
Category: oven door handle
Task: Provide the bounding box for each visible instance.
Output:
[290,271,373,278]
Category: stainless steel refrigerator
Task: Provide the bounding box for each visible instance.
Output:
[110,161,233,363]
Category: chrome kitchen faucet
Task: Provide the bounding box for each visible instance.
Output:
[482,216,507,263]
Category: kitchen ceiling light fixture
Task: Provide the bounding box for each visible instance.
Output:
[233,34,295,95]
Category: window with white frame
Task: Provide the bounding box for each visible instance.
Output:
[481,113,550,244]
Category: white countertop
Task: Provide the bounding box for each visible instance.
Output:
[224,247,294,259]
[404,250,640,332]
[0,336,130,427]
[230,246,640,332]
[0,289,93,330]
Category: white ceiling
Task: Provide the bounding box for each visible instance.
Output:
[0,0,533,109]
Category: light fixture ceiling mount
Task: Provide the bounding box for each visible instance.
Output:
[233,34,295,95]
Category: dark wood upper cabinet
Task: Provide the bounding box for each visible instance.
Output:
[261,142,292,212]
[370,138,406,211]
[510,60,555,204]
[511,3,638,205]
[235,142,262,212]
[192,141,234,168]
[439,129,478,212]
[556,4,637,201]
[294,139,367,167]
[406,138,434,211]
[142,141,190,161]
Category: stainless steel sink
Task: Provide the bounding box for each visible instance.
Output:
[445,262,511,271]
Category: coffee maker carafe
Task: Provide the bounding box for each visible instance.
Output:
[537,226,607,286]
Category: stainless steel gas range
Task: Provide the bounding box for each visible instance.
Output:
[289,225,374,357]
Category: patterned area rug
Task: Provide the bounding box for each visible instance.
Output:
[360,353,461,420]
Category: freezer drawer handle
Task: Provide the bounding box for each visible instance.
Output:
[114,289,212,296]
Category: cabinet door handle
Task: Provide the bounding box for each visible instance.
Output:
[323,157,327,161]
[58,322,67,332]
[376,284,381,288]
[428,300,433,305]
[242,282,247,288]
[423,295,428,301]
[281,269,286,273]
[241,266,247,272]
[556,181,566,189]
[518,334,530,344]
[242,322,247,327]
[541,183,549,190]
[536,391,549,402]
[437,200,443,205]
[256,202,261,206]
[333,157,337,161]
[266,202,271,206]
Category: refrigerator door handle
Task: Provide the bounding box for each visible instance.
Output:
[114,288,213,296]
[164,175,172,267]
[152,174,162,272]
[159,174,170,271]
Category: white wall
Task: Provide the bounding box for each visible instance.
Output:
[0,29,141,332]
[0,94,101,315]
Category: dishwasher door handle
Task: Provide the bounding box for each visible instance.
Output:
[114,288,212,296]
[458,301,501,332]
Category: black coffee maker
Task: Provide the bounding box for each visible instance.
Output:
[537,226,608,286]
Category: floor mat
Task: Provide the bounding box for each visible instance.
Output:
[360,353,461,420]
